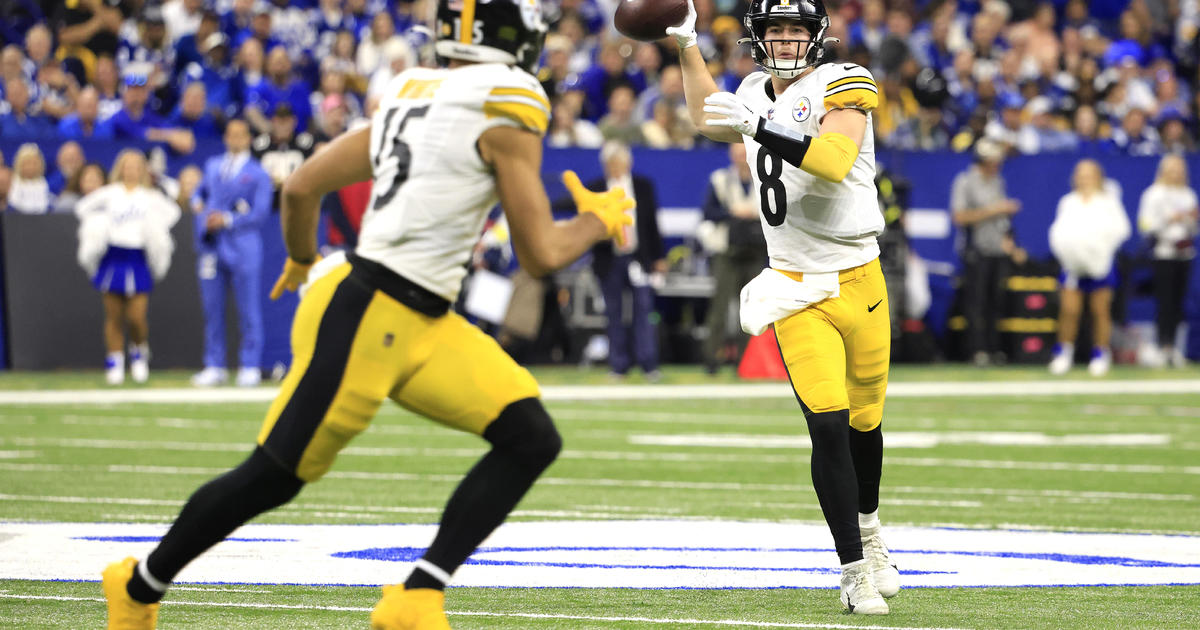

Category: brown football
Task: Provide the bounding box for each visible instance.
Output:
[614,0,689,42]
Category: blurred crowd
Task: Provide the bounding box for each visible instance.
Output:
[0,0,1195,176]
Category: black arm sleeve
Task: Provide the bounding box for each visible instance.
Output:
[754,118,813,168]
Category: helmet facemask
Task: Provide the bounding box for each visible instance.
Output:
[740,9,831,80]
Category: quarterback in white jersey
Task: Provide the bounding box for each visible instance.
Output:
[671,0,897,616]
[101,1,634,629]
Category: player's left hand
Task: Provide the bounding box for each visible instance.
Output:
[703,92,760,137]
[270,255,321,300]
[562,170,635,247]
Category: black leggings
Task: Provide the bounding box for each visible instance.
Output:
[1153,259,1191,346]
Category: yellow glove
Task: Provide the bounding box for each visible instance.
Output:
[562,170,635,247]
[270,255,321,300]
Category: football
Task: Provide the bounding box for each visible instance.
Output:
[614,0,689,42]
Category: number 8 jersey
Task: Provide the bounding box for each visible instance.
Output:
[735,62,884,273]
[357,62,551,302]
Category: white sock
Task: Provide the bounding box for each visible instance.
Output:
[138,558,168,593]
[841,558,869,572]
[859,510,880,530]
[106,351,124,368]
[131,344,149,360]
[1057,342,1074,356]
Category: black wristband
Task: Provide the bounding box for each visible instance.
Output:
[754,118,813,168]
[290,256,316,265]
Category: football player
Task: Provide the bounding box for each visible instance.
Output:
[101,0,634,627]
[669,0,899,615]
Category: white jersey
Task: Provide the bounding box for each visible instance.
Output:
[75,183,181,249]
[736,63,884,273]
[357,63,551,302]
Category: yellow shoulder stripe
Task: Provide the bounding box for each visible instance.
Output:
[827,75,877,91]
[488,87,551,109]
[824,87,879,111]
[396,78,444,99]
[483,101,549,135]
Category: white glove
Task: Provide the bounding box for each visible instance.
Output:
[703,92,760,137]
[664,0,698,49]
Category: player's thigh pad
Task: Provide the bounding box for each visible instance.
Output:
[774,307,849,414]
[390,311,541,436]
[257,264,427,482]
[842,260,890,431]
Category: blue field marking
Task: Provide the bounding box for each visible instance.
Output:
[333,545,951,574]
[332,544,1197,572]
[74,536,296,543]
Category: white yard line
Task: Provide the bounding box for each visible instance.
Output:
[0,593,971,629]
[3,463,1191,505]
[628,432,1171,449]
[2,437,1198,474]
[2,379,1199,405]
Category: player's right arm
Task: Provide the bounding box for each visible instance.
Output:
[669,0,742,143]
[479,125,630,278]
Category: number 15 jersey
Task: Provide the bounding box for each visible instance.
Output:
[735,62,884,273]
[357,63,551,303]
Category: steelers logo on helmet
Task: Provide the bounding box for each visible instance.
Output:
[435,0,548,73]
[738,0,830,80]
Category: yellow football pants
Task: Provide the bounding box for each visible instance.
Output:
[256,262,541,482]
[773,258,890,432]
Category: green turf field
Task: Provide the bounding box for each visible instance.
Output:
[1,367,1199,629]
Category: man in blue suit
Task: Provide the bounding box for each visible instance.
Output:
[190,118,273,387]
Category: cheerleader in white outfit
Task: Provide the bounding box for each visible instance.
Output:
[1137,154,1199,368]
[1048,159,1132,376]
[76,150,181,385]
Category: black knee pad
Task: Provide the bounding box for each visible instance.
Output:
[805,409,850,447]
[484,398,562,468]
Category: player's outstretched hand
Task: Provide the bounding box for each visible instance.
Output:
[703,92,760,137]
[664,0,698,49]
[563,170,635,247]
[270,255,321,300]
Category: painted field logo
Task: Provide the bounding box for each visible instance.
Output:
[3,521,1199,589]
[793,97,811,122]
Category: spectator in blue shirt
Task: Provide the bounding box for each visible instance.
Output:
[173,10,221,83]
[166,82,220,139]
[243,46,311,135]
[59,87,114,139]
[46,141,84,196]
[179,32,240,120]
[0,77,52,137]
[573,40,647,122]
[100,68,195,154]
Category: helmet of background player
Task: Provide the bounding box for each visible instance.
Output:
[740,0,830,80]
[435,0,548,74]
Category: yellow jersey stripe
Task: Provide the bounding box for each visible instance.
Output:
[483,101,549,135]
[824,87,880,111]
[827,75,877,91]
[396,78,444,100]
[488,87,551,109]
[460,0,476,44]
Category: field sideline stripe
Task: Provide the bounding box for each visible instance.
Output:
[5,437,1199,475]
[0,593,971,629]
[0,379,1198,404]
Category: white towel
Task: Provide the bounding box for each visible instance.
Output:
[739,268,840,335]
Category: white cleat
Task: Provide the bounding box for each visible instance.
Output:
[861,526,901,598]
[191,367,229,387]
[840,560,889,615]
[1048,351,1071,375]
[105,365,125,386]
[236,367,262,387]
[1088,347,1111,377]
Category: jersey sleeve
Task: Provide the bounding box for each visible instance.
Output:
[480,71,551,136]
[823,64,878,112]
